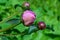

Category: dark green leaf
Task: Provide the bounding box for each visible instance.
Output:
[6,18,20,24]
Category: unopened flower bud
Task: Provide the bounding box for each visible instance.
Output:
[23,2,30,8]
[38,22,46,30]
[22,10,36,26]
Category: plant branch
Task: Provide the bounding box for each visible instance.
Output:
[0,9,19,24]
[0,22,21,32]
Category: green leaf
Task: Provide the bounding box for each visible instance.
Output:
[14,24,28,32]
[28,25,38,34]
[6,18,20,24]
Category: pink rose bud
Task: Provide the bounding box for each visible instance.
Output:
[23,2,30,7]
[22,10,36,26]
[38,22,46,30]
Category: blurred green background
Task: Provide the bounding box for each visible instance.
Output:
[0,0,60,40]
